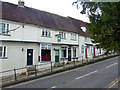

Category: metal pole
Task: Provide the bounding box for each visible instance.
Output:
[35,65,37,76]
[51,61,52,72]
[14,68,17,81]
[63,59,65,69]
[98,53,99,59]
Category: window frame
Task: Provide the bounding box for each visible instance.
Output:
[61,47,67,58]
[0,23,10,35]
[71,33,77,41]
[73,47,77,58]
[41,28,51,37]
[0,46,7,59]
[59,31,66,39]
[81,27,87,32]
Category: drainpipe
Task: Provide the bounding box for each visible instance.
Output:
[78,34,80,60]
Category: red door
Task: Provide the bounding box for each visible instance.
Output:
[85,48,87,59]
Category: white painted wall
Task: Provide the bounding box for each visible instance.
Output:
[0,19,105,74]
[2,42,39,72]
[1,20,79,45]
[78,36,85,60]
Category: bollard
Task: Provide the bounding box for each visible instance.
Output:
[51,61,52,72]
[14,68,17,81]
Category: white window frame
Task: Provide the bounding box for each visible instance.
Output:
[61,47,67,58]
[73,47,77,58]
[0,23,10,35]
[71,33,77,40]
[0,46,7,58]
[41,28,51,37]
[59,31,66,39]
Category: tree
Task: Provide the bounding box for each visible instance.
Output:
[73,1,120,54]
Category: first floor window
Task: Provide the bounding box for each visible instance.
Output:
[42,28,51,37]
[61,47,67,58]
[59,31,66,39]
[0,23,9,34]
[0,46,7,58]
[73,47,77,57]
[71,33,77,40]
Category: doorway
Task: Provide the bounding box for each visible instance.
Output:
[55,50,59,62]
[68,48,71,61]
[27,49,33,66]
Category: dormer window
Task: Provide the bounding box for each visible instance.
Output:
[81,27,86,32]
[0,23,9,35]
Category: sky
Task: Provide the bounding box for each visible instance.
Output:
[1,0,90,22]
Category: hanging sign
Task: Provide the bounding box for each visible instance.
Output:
[55,34,61,42]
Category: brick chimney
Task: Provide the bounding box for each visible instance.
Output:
[18,0,25,7]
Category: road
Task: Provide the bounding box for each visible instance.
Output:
[7,56,119,89]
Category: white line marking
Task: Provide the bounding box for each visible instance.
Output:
[75,70,98,80]
[46,86,56,90]
[105,63,117,68]
[51,86,56,88]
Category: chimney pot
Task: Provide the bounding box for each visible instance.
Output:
[18,0,24,7]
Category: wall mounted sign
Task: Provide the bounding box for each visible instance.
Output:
[55,34,61,42]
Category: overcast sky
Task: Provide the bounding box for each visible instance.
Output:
[1,0,89,22]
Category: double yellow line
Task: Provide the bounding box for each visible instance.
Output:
[106,77,120,89]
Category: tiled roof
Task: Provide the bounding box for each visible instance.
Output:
[1,1,90,37]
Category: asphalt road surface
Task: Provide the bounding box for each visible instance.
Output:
[7,56,119,89]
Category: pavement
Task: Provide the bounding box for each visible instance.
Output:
[4,56,119,89]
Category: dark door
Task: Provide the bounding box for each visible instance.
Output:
[68,48,71,61]
[55,50,59,62]
[27,49,33,66]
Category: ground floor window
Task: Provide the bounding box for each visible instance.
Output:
[0,46,7,58]
[41,44,52,61]
[73,47,77,57]
[90,46,93,53]
[41,49,51,61]
[61,47,67,58]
